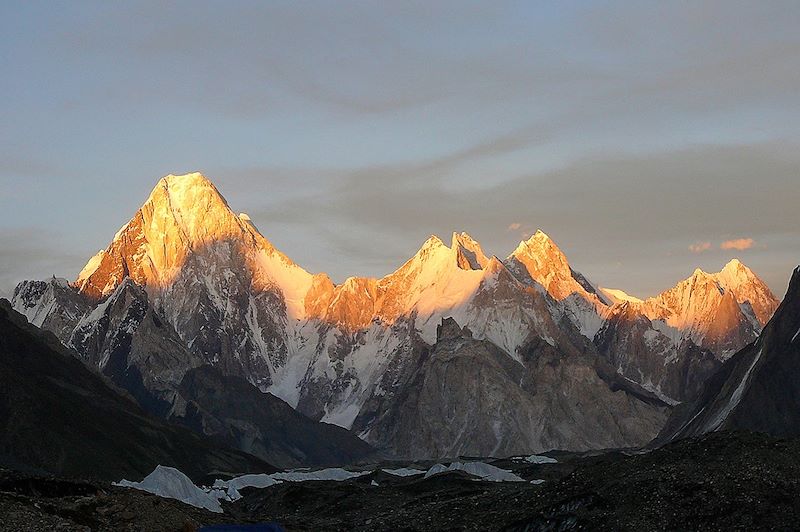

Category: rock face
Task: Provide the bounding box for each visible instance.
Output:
[170,365,375,469]
[0,299,272,482]
[12,278,91,339]
[356,318,668,459]
[10,172,780,459]
[595,303,721,404]
[658,266,800,441]
[68,278,204,416]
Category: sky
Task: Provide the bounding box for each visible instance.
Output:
[1,0,799,299]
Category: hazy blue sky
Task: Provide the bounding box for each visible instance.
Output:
[1,1,799,298]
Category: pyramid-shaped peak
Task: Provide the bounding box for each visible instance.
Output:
[483,255,507,275]
[162,171,213,185]
[135,172,244,243]
[531,229,551,241]
[419,234,446,251]
[719,258,752,277]
[510,229,569,267]
[725,258,744,268]
[400,235,450,268]
[152,172,229,209]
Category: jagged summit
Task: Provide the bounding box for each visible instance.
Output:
[509,230,556,257]
[451,231,489,270]
[505,229,597,302]
[661,265,800,440]
[644,260,779,334]
[74,172,313,317]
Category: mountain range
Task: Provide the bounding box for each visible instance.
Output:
[10,172,781,459]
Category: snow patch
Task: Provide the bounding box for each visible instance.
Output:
[706,347,763,432]
[600,287,643,304]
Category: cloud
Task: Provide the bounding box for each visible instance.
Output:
[507,222,522,231]
[721,238,755,250]
[689,241,712,253]
[244,140,800,293]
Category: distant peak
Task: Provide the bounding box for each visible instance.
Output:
[532,229,550,241]
[162,172,211,185]
[406,235,449,265]
[511,229,566,264]
[720,258,750,276]
[152,172,227,206]
[421,234,446,249]
[483,256,506,275]
[140,172,237,234]
[451,232,488,270]
[451,231,480,247]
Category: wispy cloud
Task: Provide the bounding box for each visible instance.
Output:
[689,241,712,253]
[721,238,755,250]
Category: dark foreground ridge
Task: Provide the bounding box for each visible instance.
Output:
[0,299,273,483]
[2,431,799,531]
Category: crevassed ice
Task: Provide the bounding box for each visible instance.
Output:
[115,465,223,513]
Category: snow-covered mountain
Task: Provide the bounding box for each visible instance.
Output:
[11,172,780,458]
[659,265,800,441]
[595,260,779,404]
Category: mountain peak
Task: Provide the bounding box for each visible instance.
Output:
[724,257,743,268]
[532,229,551,241]
[74,172,294,299]
[422,234,445,248]
[509,229,570,274]
[160,172,223,194]
[713,259,779,327]
[150,172,230,214]
[505,230,605,315]
[451,232,488,270]
[718,258,752,281]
